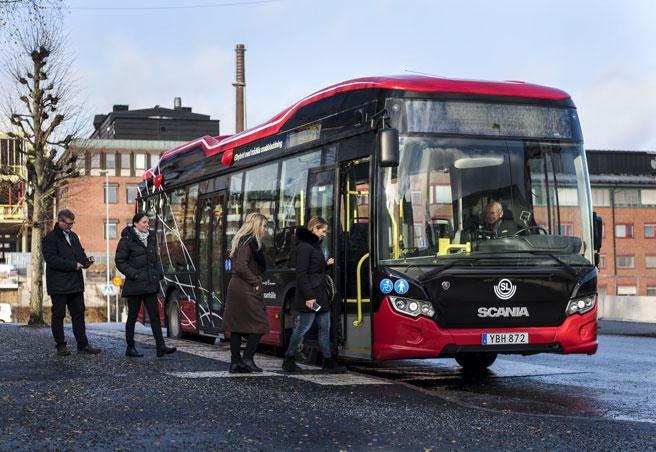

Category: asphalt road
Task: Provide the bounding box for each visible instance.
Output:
[0,323,654,451]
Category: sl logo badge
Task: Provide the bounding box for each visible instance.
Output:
[441,281,450,290]
[494,278,516,300]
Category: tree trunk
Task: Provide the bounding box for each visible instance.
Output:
[28,187,46,326]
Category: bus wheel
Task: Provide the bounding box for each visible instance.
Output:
[455,352,497,371]
[167,299,183,339]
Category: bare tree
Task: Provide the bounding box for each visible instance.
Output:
[2,19,84,326]
[1,0,64,39]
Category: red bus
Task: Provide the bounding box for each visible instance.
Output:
[138,75,602,370]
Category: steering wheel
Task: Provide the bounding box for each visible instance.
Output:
[514,226,548,236]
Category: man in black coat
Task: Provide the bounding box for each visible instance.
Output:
[43,209,101,356]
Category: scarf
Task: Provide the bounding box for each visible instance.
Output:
[133,227,149,247]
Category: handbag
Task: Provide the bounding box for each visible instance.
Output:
[324,274,336,303]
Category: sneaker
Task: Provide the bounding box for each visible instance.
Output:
[282,357,303,373]
[156,346,177,357]
[56,345,71,356]
[77,345,101,354]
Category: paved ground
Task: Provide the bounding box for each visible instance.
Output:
[0,323,655,451]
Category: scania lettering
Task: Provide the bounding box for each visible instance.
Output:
[478,307,530,318]
[136,75,602,371]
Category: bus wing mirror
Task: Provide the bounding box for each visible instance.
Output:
[377,128,399,167]
[593,212,603,252]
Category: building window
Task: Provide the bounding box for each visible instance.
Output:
[135,153,146,171]
[151,153,160,168]
[641,189,656,206]
[118,153,130,177]
[617,286,637,296]
[591,188,610,207]
[106,153,116,170]
[615,223,634,238]
[75,153,86,176]
[126,185,138,204]
[557,188,578,206]
[645,224,655,239]
[599,254,606,269]
[645,256,656,269]
[90,152,102,176]
[614,189,640,207]
[104,221,118,240]
[647,287,656,296]
[559,223,574,236]
[410,191,421,206]
[616,255,635,269]
[104,184,118,204]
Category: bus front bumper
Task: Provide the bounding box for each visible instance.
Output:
[372,298,598,361]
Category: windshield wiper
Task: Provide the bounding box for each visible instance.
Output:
[504,250,585,279]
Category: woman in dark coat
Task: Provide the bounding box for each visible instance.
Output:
[224,212,270,373]
[115,212,176,358]
[282,216,343,373]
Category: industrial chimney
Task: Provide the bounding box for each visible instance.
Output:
[233,44,246,133]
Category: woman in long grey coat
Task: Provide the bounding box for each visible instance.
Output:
[223,212,270,373]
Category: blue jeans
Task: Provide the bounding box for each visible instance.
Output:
[285,311,331,359]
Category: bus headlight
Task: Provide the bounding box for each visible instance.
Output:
[565,295,596,316]
[389,296,435,318]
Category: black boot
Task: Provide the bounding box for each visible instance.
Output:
[282,357,303,373]
[322,357,346,373]
[56,345,71,356]
[242,357,263,373]
[156,345,177,357]
[229,360,252,374]
[77,344,101,354]
[125,346,143,358]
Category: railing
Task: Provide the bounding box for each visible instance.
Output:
[0,203,25,222]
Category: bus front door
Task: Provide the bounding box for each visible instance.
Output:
[195,191,226,335]
[338,159,371,359]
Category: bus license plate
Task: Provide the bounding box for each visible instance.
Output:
[482,332,528,345]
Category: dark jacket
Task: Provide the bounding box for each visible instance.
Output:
[294,227,330,312]
[43,224,90,295]
[223,235,269,335]
[115,226,163,297]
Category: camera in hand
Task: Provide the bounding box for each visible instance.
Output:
[83,256,95,268]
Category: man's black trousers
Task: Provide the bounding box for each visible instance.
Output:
[51,292,89,348]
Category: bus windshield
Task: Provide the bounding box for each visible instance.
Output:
[377,136,594,267]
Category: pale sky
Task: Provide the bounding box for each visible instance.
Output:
[39,0,656,149]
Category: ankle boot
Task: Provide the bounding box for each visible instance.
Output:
[229,360,252,374]
[282,357,303,373]
[125,346,143,357]
[242,357,263,373]
[156,345,177,357]
[322,357,346,373]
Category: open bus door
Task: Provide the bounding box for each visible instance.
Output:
[195,191,226,335]
[337,159,371,359]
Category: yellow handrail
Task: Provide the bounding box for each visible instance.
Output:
[353,253,370,327]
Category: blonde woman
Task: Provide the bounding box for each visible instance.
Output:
[223,212,270,373]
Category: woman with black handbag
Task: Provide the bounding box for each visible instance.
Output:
[282,216,343,373]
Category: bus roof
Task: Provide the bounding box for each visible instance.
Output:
[144,74,571,180]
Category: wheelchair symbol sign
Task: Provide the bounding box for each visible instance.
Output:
[394,279,409,295]
[379,278,393,294]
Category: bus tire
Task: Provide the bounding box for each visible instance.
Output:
[167,298,184,339]
[455,352,497,371]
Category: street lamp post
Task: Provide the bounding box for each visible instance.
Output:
[101,170,110,322]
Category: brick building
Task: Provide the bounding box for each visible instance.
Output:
[587,149,656,297]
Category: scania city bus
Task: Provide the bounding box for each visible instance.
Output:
[137,75,602,370]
